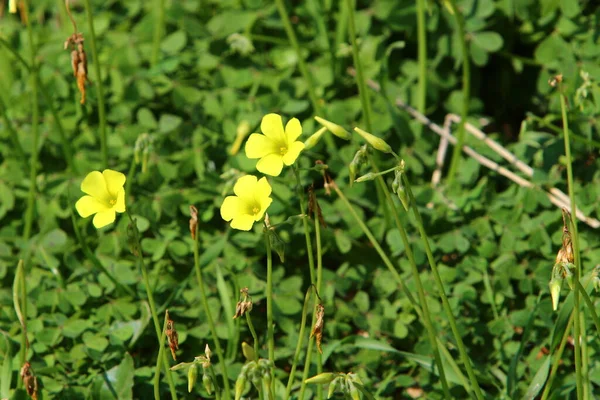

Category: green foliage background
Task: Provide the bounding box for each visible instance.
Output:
[1,0,600,398]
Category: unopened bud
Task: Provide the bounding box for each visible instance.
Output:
[202,372,213,395]
[349,145,368,186]
[235,373,247,400]
[305,372,336,385]
[315,116,351,140]
[188,363,198,393]
[242,342,256,361]
[304,127,328,150]
[354,127,393,153]
[355,172,377,183]
[396,185,410,211]
[328,376,343,398]
[549,278,562,311]
[348,381,361,400]
[9,0,17,13]
[230,120,252,155]
[268,228,286,263]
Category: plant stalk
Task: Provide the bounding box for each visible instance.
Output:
[416,0,427,137]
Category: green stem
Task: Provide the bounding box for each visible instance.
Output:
[245,312,259,359]
[22,0,39,242]
[292,166,316,285]
[0,96,28,172]
[445,0,470,184]
[127,212,179,400]
[284,287,312,398]
[402,174,485,400]
[264,228,275,366]
[192,224,232,400]
[13,260,27,388]
[540,312,574,400]
[345,0,372,131]
[151,0,166,66]
[209,365,223,400]
[416,0,427,137]
[313,198,323,400]
[559,88,583,399]
[153,312,169,400]
[83,0,108,167]
[577,281,600,334]
[298,298,319,400]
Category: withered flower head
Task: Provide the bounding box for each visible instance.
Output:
[20,362,38,400]
[549,74,563,87]
[189,205,199,240]
[233,287,253,319]
[64,32,88,104]
[310,303,325,354]
[165,310,179,360]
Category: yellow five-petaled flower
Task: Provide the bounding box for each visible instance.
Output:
[220,175,273,231]
[245,113,305,176]
[75,169,126,229]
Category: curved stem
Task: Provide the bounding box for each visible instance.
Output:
[284,287,312,398]
[127,212,179,400]
[577,281,600,334]
[540,313,574,400]
[245,312,259,360]
[402,174,484,400]
[445,0,470,183]
[22,0,39,242]
[416,0,427,137]
[345,0,372,131]
[192,224,232,400]
[559,89,583,398]
[82,0,108,167]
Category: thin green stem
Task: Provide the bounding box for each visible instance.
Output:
[559,88,583,399]
[445,0,470,183]
[285,288,312,398]
[83,0,108,167]
[273,0,321,115]
[22,0,39,242]
[577,281,600,334]
[540,313,574,400]
[345,0,372,131]
[209,365,223,400]
[264,229,275,366]
[154,312,169,400]
[13,260,27,387]
[298,297,318,400]
[313,207,323,400]
[0,96,28,172]
[127,212,179,400]
[245,312,259,359]
[192,224,232,400]
[292,166,316,285]
[416,0,427,137]
[151,0,166,66]
[402,175,485,400]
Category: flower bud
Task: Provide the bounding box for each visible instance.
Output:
[242,341,257,362]
[9,0,17,13]
[349,145,368,186]
[355,172,377,183]
[187,363,198,393]
[304,127,328,150]
[315,116,351,140]
[230,120,252,155]
[348,381,361,400]
[268,228,286,263]
[327,376,343,399]
[549,278,562,311]
[396,184,410,211]
[354,127,393,154]
[305,372,336,385]
[235,374,247,400]
[202,372,213,395]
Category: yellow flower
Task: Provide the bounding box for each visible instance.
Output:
[245,113,305,176]
[75,169,126,229]
[220,175,272,231]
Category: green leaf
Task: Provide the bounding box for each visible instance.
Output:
[0,331,11,399]
[161,31,187,54]
[522,357,550,400]
[471,31,503,53]
[159,114,183,134]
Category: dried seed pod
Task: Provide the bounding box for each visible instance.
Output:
[233,287,253,319]
[310,303,325,354]
[165,311,179,360]
[76,61,87,104]
[189,205,199,240]
[20,362,38,400]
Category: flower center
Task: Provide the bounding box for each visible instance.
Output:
[279,146,288,155]
[109,198,116,206]
[252,206,260,215]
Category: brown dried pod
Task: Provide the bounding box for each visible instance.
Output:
[308,185,326,228]
[165,310,179,360]
[189,205,199,240]
[233,287,253,319]
[310,303,325,354]
[20,362,38,400]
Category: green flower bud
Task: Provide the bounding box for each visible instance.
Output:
[549,278,562,311]
[355,172,377,183]
[305,372,336,385]
[354,127,393,154]
[315,116,351,140]
[202,373,213,395]
[327,377,343,399]
[268,228,286,264]
[235,374,247,400]
[349,145,368,186]
[242,342,257,362]
[564,263,575,290]
[187,363,198,393]
[348,381,361,400]
[396,184,410,211]
[304,127,328,150]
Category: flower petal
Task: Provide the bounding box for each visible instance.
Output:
[114,188,126,213]
[256,177,272,198]
[103,169,126,198]
[285,118,302,143]
[255,197,273,221]
[75,195,109,218]
[261,113,285,141]
[256,154,284,176]
[233,175,259,200]
[282,141,305,166]
[221,196,244,222]
[92,209,116,229]
[230,214,255,231]
[80,171,111,203]
[245,134,278,159]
